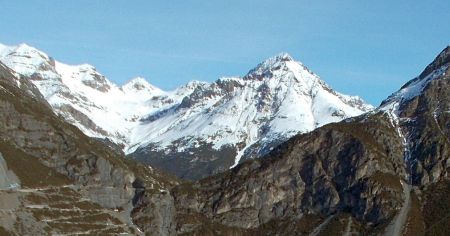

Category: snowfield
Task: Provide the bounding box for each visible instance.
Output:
[0,43,373,165]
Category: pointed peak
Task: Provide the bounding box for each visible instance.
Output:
[418,45,450,79]
[14,43,42,54]
[444,44,450,52]
[16,43,32,49]
[122,77,162,94]
[72,64,98,74]
[125,77,151,86]
[271,52,294,62]
[380,45,450,108]
[244,52,302,80]
[257,52,295,68]
[2,43,51,62]
[0,42,35,54]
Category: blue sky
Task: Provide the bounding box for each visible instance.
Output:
[1,0,450,105]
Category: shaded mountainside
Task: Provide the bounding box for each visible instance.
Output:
[134,113,406,235]
[3,45,450,236]
[0,62,178,235]
[129,46,450,235]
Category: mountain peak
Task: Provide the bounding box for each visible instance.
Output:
[418,45,450,79]
[380,45,450,109]
[16,43,33,50]
[126,76,150,86]
[270,52,294,62]
[0,43,55,78]
[0,43,47,59]
[122,77,162,94]
[257,52,295,67]
[12,43,48,58]
[244,52,299,80]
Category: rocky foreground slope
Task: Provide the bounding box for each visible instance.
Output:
[2,45,450,235]
[0,62,177,235]
[0,43,372,180]
[130,46,450,235]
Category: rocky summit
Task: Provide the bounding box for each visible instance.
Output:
[1,44,450,235]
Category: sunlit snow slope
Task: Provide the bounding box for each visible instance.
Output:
[0,43,192,148]
[0,43,373,177]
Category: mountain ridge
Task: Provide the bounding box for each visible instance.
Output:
[143,44,450,235]
[2,42,450,235]
[0,42,373,179]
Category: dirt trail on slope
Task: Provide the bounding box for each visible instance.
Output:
[384,181,411,236]
[309,215,334,236]
[343,216,353,236]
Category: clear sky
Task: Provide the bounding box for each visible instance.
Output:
[1,1,449,105]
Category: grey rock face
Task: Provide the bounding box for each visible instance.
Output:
[5,45,450,235]
[130,142,237,180]
[171,113,405,228]
[57,104,110,136]
[0,58,405,234]
[0,62,175,235]
[398,68,450,186]
[128,111,408,235]
[130,47,450,235]
[81,73,111,92]
[132,191,176,236]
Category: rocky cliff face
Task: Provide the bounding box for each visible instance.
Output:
[386,46,450,187]
[0,62,176,235]
[128,46,450,235]
[140,112,405,235]
[4,43,450,235]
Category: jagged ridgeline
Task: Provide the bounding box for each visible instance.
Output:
[0,44,372,180]
[1,45,450,235]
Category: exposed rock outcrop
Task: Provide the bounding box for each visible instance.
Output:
[3,45,450,235]
[130,46,450,235]
[0,61,176,235]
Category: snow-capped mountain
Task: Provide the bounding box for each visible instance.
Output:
[0,43,373,179]
[0,43,191,148]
